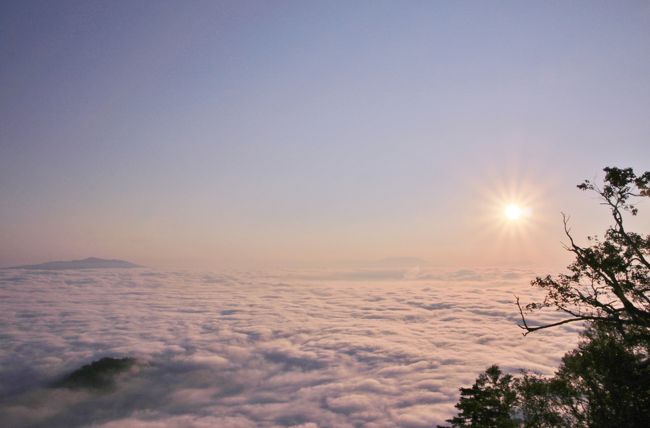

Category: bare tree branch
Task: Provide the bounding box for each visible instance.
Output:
[518,167,650,337]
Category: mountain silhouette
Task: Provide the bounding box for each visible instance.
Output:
[7,257,141,270]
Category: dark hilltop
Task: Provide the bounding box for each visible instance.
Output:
[6,257,141,270]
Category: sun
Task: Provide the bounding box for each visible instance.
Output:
[504,203,529,221]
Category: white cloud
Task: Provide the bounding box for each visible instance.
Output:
[0,267,578,427]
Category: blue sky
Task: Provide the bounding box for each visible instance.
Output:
[1,1,649,268]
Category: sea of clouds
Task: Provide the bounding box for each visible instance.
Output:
[0,267,582,427]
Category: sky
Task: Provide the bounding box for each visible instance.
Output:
[1,0,649,269]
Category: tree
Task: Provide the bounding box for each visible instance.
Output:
[517,167,650,338]
[553,322,650,427]
[515,373,576,428]
[441,365,518,428]
[445,167,650,427]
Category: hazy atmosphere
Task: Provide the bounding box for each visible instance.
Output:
[2,1,649,269]
[1,1,649,427]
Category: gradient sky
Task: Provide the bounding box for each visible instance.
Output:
[1,0,649,269]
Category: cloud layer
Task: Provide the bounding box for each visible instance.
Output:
[0,267,579,427]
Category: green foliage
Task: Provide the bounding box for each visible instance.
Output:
[442,365,518,428]
[518,167,650,336]
[515,373,576,428]
[54,357,136,390]
[446,167,650,427]
[554,323,650,427]
[445,324,650,427]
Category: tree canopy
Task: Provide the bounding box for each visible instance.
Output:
[517,167,650,337]
[445,166,650,428]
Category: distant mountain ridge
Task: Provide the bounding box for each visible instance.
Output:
[7,257,141,270]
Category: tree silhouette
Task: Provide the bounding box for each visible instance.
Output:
[440,365,518,428]
[517,167,650,337]
[445,167,650,427]
[554,323,650,427]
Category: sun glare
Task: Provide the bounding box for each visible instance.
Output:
[504,203,529,221]
[505,204,522,220]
